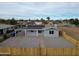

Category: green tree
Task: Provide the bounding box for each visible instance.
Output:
[40,18,48,24]
[74,18,79,26]
[46,17,50,20]
[40,18,45,22]
[69,18,79,26]
[0,18,5,24]
[69,18,74,24]
[10,18,17,25]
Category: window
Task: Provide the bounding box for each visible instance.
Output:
[0,29,3,35]
[49,31,54,34]
[31,30,34,32]
[38,30,42,33]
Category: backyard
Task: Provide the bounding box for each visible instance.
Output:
[0,31,76,48]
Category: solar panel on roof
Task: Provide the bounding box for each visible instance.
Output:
[26,25,45,29]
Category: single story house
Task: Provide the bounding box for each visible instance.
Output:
[0,24,15,35]
[22,24,59,38]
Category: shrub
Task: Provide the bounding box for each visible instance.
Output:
[0,33,11,42]
[0,36,4,42]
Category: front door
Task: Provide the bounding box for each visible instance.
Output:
[38,30,44,36]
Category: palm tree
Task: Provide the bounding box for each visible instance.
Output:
[46,17,50,20]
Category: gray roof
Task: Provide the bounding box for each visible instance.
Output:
[0,24,14,29]
[26,25,45,29]
[45,27,58,31]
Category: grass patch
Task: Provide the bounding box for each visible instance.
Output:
[0,36,4,42]
[0,33,11,42]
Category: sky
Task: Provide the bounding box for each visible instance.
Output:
[0,2,79,20]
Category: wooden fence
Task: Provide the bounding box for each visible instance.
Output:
[62,31,79,47]
[0,48,79,56]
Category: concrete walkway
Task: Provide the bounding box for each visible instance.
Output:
[41,37,76,48]
[0,32,76,48]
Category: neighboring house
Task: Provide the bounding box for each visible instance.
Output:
[25,25,45,36]
[47,21,54,26]
[0,23,59,38]
[17,20,27,25]
[23,24,59,38]
[34,21,43,25]
[43,26,59,37]
[0,24,15,35]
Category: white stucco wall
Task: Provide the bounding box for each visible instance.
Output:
[26,30,36,36]
[43,29,59,38]
[25,28,59,37]
[26,30,44,36]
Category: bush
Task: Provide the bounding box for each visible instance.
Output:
[0,33,11,42]
[0,36,4,42]
[3,34,7,39]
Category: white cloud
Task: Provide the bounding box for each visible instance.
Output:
[0,2,79,19]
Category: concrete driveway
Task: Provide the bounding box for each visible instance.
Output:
[0,32,76,48]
